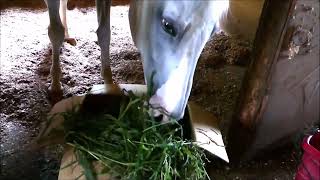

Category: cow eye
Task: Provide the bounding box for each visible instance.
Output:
[161,18,177,37]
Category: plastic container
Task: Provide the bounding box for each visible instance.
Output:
[295,130,320,180]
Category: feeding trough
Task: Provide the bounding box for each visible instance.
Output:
[37,84,228,179]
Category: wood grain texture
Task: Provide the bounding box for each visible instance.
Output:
[227,0,296,163]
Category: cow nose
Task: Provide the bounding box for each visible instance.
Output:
[149,94,172,115]
[148,100,171,123]
[149,94,167,112]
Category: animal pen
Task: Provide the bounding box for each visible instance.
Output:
[0,0,319,179]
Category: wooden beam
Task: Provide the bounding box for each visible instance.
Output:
[227,0,296,163]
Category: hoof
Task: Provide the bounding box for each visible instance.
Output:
[48,87,63,105]
[64,37,77,46]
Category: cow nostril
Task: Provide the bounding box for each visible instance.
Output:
[154,114,163,122]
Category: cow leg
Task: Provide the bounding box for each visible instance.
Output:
[96,0,113,84]
[59,0,77,46]
[46,0,65,97]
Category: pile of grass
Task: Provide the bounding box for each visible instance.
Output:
[55,91,209,180]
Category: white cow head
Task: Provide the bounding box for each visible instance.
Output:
[129,0,229,119]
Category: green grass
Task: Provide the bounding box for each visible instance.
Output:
[57,91,209,180]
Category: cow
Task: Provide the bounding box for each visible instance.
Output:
[43,0,263,120]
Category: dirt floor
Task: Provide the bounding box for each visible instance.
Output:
[0,5,301,180]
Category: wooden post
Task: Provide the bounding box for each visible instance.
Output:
[227,0,296,163]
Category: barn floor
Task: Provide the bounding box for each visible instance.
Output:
[1,6,300,180]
